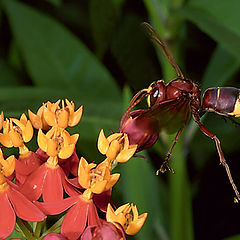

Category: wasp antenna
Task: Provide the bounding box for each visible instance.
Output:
[141,22,185,79]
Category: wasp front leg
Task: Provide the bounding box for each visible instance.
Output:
[157,126,184,175]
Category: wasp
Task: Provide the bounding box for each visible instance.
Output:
[120,22,240,201]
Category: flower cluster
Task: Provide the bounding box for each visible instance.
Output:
[0,99,148,240]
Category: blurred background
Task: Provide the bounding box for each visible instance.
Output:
[1,0,240,239]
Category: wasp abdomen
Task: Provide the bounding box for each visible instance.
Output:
[202,87,240,117]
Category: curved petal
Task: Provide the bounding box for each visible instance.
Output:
[58,144,75,159]
[42,166,64,202]
[0,191,15,239]
[97,129,109,155]
[37,129,48,152]
[22,120,34,142]
[62,177,81,197]
[35,196,79,215]
[87,202,101,226]
[93,189,112,212]
[68,105,83,127]
[20,163,48,201]
[8,186,46,222]
[61,200,89,240]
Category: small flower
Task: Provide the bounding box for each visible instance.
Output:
[28,101,59,130]
[36,189,101,240]
[20,161,77,202]
[43,99,83,128]
[37,127,79,159]
[81,221,126,240]
[29,99,83,130]
[106,203,148,235]
[98,129,137,164]
[120,109,159,151]
[78,157,120,194]
[0,114,33,155]
[0,150,45,239]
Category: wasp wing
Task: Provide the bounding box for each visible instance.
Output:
[137,96,191,134]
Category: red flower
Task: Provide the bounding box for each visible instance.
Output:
[0,180,46,239]
[20,162,77,202]
[15,151,42,185]
[81,221,126,240]
[35,190,101,240]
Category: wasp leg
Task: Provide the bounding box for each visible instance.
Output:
[194,118,240,201]
[157,127,184,174]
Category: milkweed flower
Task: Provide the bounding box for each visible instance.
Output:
[78,157,120,194]
[97,129,137,164]
[28,101,58,130]
[0,149,46,239]
[35,156,120,239]
[29,99,83,130]
[81,221,126,240]
[0,114,33,155]
[106,203,148,235]
[20,127,79,202]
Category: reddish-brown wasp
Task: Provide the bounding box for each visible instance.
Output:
[120,22,240,201]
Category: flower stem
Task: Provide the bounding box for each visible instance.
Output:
[16,218,37,240]
[34,219,46,238]
[40,215,64,238]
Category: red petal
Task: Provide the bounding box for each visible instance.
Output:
[93,189,112,212]
[42,166,64,202]
[20,163,48,201]
[63,177,80,197]
[61,200,89,240]
[87,202,101,226]
[8,186,46,222]
[35,196,79,215]
[0,191,15,239]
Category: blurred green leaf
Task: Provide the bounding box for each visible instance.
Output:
[118,156,169,240]
[111,14,160,90]
[169,139,194,240]
[3,0,121,100]
[182,2,240,60]
[44,0,62,6]
[0,58,22,86]
[200,45,240,91]
[223,234,240,240]
[89,0,121,58]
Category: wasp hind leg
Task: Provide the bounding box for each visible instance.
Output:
[194,118,240,202]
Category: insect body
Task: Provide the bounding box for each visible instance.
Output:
[121,22,240,201]
[202,87,240,117]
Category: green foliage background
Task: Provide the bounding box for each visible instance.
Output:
[1,0,240,239]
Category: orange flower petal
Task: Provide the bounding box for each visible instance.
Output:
[97,129,109,155]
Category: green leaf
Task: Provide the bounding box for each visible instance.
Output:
[118,156,169,240]
[181,3,240,60]
[3,0,120,100]
[169,140,194,240]
[89,0,121,58]
[200,45,240,91]
[0,58,23,86]
[223,234,240,240]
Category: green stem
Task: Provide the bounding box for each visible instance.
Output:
[34,219,46,238]
[16,218,37,240]
[40,216,64,239]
